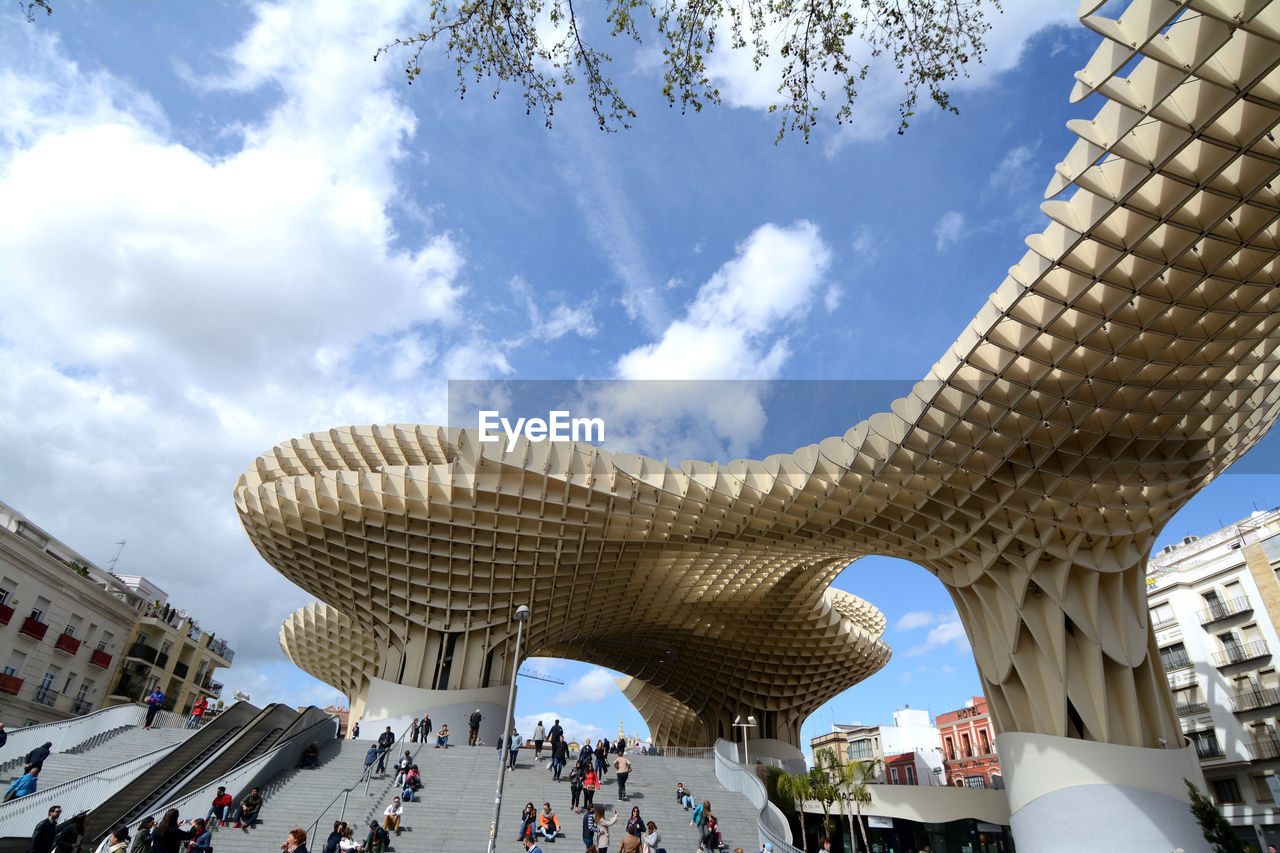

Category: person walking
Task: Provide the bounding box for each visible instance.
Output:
[548,719,563,752]
[151,810,197,853]
[568,763,584,814]
[28,805,61,853]
[106,825,130,853]
[128,817,153,853]
[532,721,546,759]
[551,736,568,782]
[375,727,394,773]
[508,727,524,769]
[25,742,52,772]
[592,806,617,853]
[144,690,164,729]
[594,740,608,779]
[468,708,482,746]
[640,821,660,853]
[52,812,86,853]
[613,752,632,800]
[409,718,419,743]
[581,764,599,813]
[4,766,38,801]
[581,807,597,850]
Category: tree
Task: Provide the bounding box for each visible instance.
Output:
[808,765,838,842]
[377,0,1000,142]
[775,769,812,852]
[819,748,881,853]
[1186,779,1248,853]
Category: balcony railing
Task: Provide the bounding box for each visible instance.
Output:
[207,637,234,662]
[54,632,82,655]
[1177,700,1210,715]
[1213,640,1271,668]
[173,662,189,679]
[1198,597,1254,626]
[1194,741,1225,760]
[1152,616,1178,631]
[19,617,49,641]
[126,642,159,664]
[89,649,112,670]
[71,699,93,714]
[0,673,23,695]
[1251,738,1280,760]
[0,602,13,625]
[155,653,169,670]
[1162,653,1193,671]
[1233,688,1280,713]
[33,688,58,707]
[207,681,224,696]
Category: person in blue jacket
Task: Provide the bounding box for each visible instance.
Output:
[3,766,38,800]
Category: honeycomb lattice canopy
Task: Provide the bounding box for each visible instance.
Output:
[239,0,1280,749]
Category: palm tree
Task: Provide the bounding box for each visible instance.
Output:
[834,757,882,852]
[808,765,838,844]
[775,769,812,852]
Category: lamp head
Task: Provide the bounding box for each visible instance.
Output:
[514,604,531,622]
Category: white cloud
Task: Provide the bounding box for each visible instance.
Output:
[904,611,971,657]
[850,225,879,266]
[824,285,843,312]
[515,712,618,746]
[615,220,831,381]
[934,211,966,251]
[895,611,938,631]
[552,667,620,705]
[508,276,598,344]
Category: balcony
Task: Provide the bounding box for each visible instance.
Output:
[89,649,112,670]
[1176,700,1210,716]
[54,632,82,655]
[207,681,223,697]
[1213,640,1271,668]
[1232,688,1280,713]
[71,699,93,714]
[125,642,159,664]
[155,653,169,670]
[1194,741,1225,760]
[1251,738,1280,761]
[0,673,23,695]
[1162,653,1194,672]
[1152,616,1178,631]
[0,602,12,625]
[173,662,189,679]
[19,617,49,641]
[32,687,58,707]
[206,637,234,663]
[1198,597,1254,626]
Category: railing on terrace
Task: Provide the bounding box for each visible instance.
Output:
[1233,688,1280,713]
[1251,738,1280,761]
[712,739,798,853]
[0,705,148,775]
[1163,653,1193,671]
[125,643,159,664]
[1177,700,1211,715]
[1213,640,1271,668]
[1198,597,1254,625]
[0,740,184,835]
[631,745,715,759]
[1152,616,1178,631]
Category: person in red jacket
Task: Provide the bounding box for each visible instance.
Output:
[206,787,233,826]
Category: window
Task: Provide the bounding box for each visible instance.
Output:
[1252,775,1275,803]
[979,729,991,754]
[889,766,900,784]
[904,764,917,785]
[4,650,27,677]
[1160,642,1192,671]
[64,615,82,638]
[62,674,75,692]
[962,733,973,758]
[944,736,955,761]
[30,596,51,622]
[963,776,986,788]
[1204,590,1225,619]
[1211,778,1243,804]
[98,630,113,653]
[1151,602,1175,629]
[1189,729,1223,759]
[849,739,876,759]
[0,578,14,605]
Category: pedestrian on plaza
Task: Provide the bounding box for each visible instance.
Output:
[532,721,546,759]
[592,805,617,853]
[350,722,360,739]
[616,736,626,756]
[508,727,524,769]
[613,752,632,800]
[409,718,419,743]
[25,742,52,772]
[186,697,208,729]
[569,762,584,813]
[106,825,130,853]
[152,810,197,853]
[551,736,568,781]
[594,740,608,779]
[375,727,394,773]
[4,766,38,801]
[187,820,212,853]
[28,805,61,853]
[128,817,153,853]
[468,708,483,746]
[581,806,597,849]
[582,764,599,812]
[144,690,165,728]
[280,828,308,853]
[52,812,86,853]
[624,807,644,838]
[522,838,543,853]
[640,821,660,853]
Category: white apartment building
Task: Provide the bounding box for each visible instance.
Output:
[0,501,143,725]
[810,706,946,785]
[1146,507,1280,851]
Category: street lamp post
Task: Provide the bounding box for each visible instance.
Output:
[487,604,530,853]
[733,714,757,766]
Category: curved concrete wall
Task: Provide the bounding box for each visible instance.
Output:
[998,732,1208,853]
[355,676,510,747]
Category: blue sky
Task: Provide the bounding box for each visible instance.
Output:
[0,1,1275,751]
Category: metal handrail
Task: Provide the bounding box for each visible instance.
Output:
[1197,597,1253,625]
[302,720,415,842]
[0,705,156,775]
[1213,640,1271,667]
[632,745,715,760]
[0,739,184,835]
[89,714,338,848]
[712,738,798,852]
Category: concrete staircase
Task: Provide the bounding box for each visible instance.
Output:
[209,745,758,853]
[1,727,193,791]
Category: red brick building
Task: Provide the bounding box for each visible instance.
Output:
[935,696,1001,788]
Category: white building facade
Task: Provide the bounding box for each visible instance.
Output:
[811,706,946,786]
[1147,508,1280,851]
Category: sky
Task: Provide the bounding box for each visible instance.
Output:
[0,0,1276,754]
